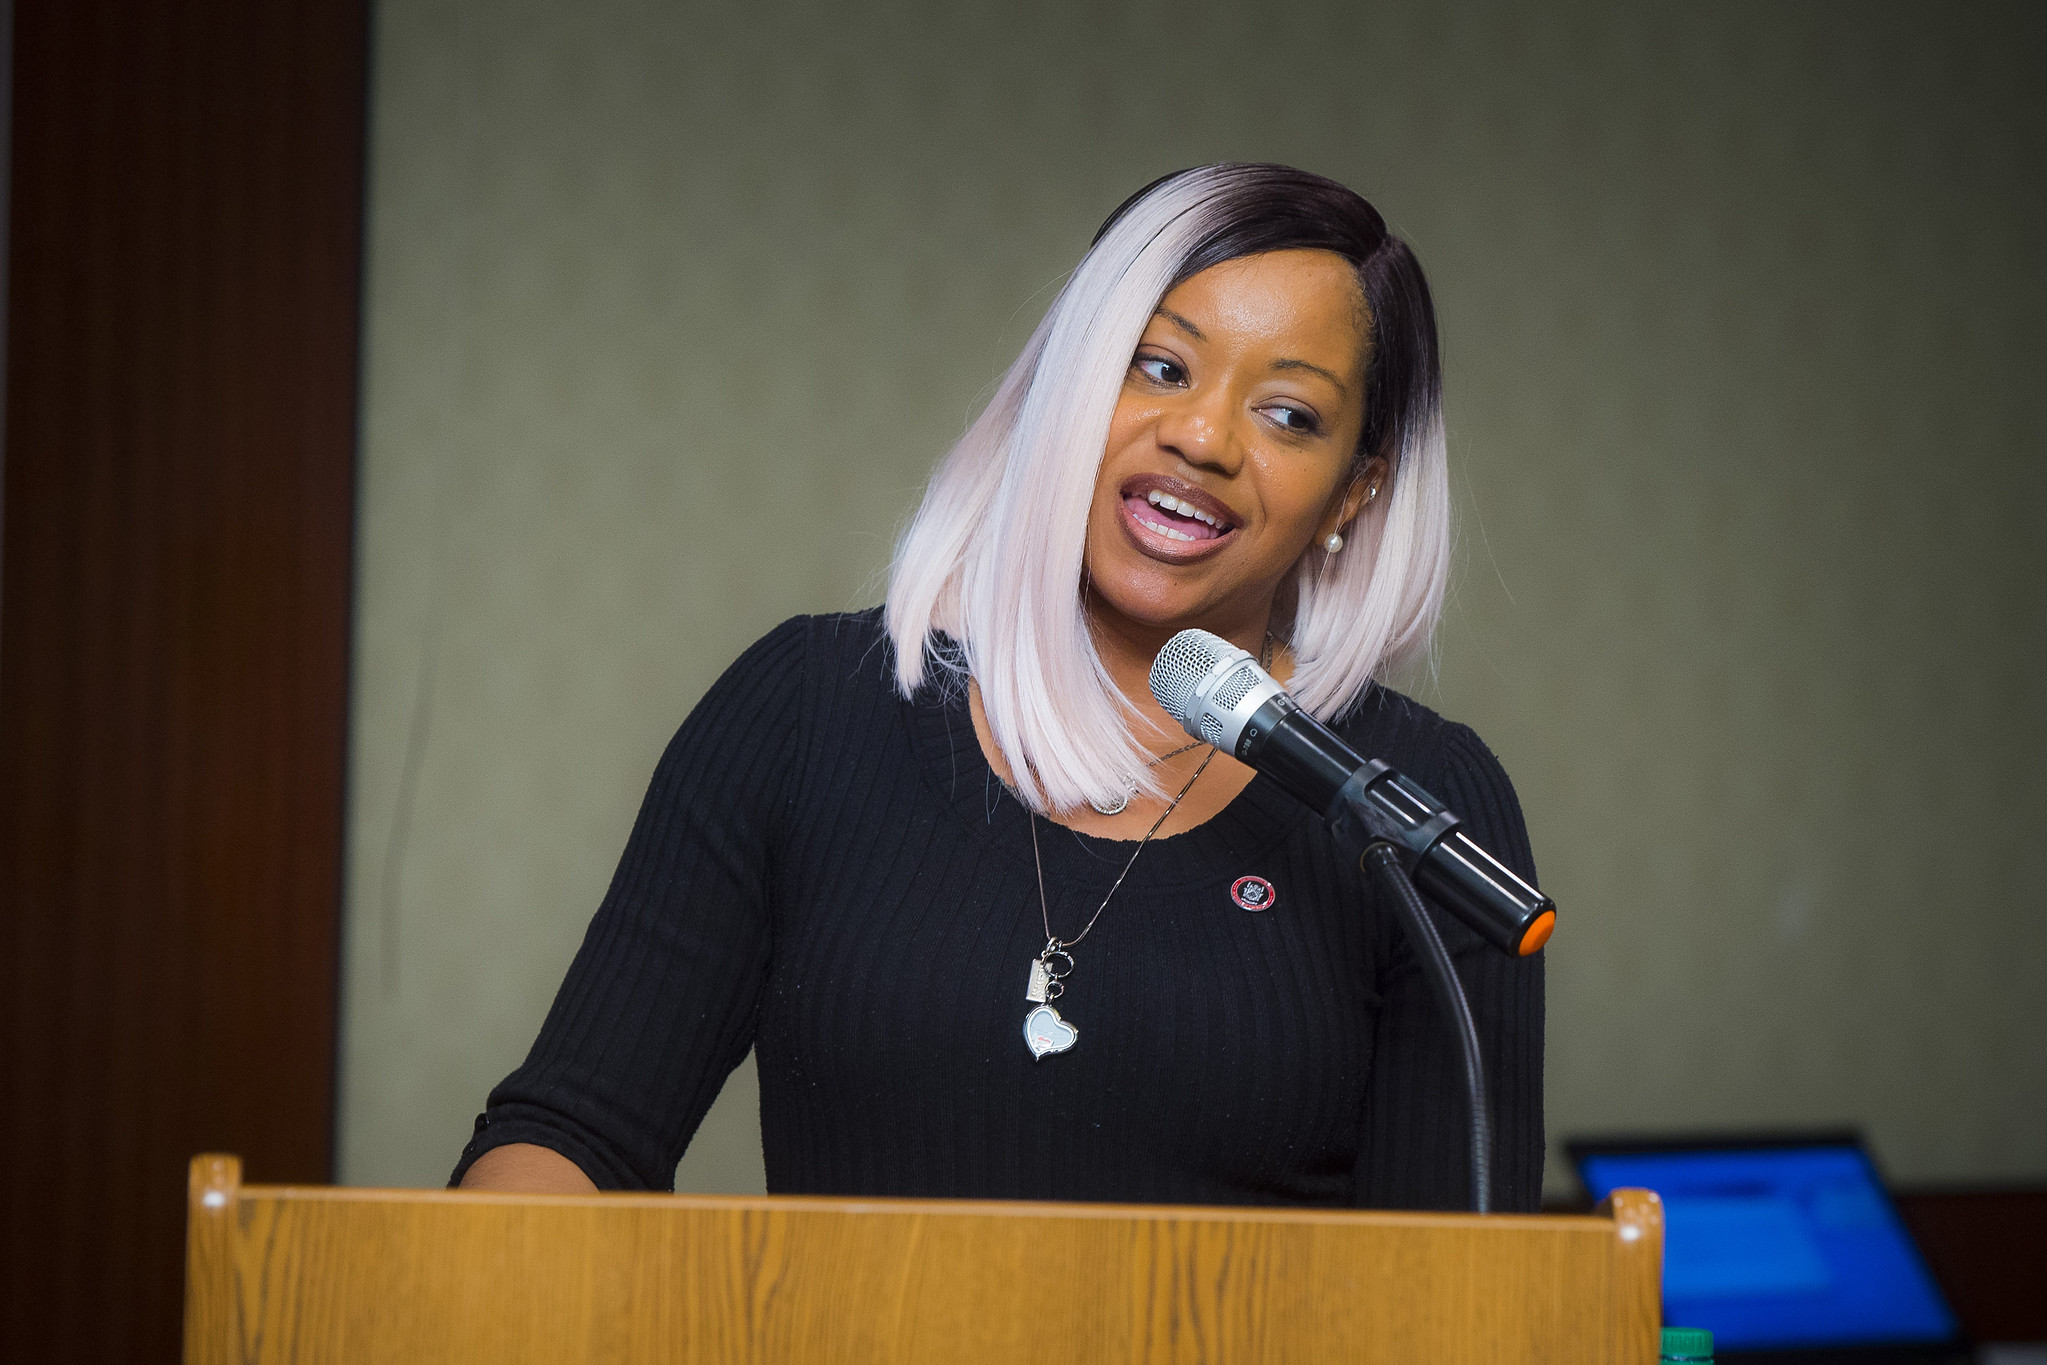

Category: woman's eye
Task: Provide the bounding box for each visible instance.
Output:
[1133,354,1186,386]
[1263,403,1321,435]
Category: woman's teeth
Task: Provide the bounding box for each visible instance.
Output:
[1123,488,1231,544]
[1145,489,1224,528]
[1139,516,1200,541]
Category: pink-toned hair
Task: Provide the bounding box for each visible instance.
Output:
[886,164,1451,814]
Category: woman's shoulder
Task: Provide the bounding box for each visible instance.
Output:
[1332,684,1501,778]
[1333,684,1535,880]
[725,607,901,710]
[790,607,898,687]
[671,609,902,791]
[727,607,889,671]
[687,610,895,731]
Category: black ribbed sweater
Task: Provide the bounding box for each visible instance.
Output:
[454,611,1546,1211]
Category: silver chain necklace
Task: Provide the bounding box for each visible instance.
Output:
[1021,746,1219,1059]
[1085,637,1272,815]
[1085,740,1205,815]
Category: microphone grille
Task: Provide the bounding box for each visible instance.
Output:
[1210,664,1262,713]
[1148,629,1230,722]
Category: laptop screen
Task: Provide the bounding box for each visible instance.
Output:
[1574,1142,1959,1352]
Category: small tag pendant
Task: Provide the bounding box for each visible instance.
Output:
[1025,959,1051,1003]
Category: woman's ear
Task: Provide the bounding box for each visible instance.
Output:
[1322,455,1391,540]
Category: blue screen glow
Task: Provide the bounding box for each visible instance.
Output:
[1577,1146,1958,1351]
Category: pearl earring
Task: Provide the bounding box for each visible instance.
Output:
[1323,531,1344,554]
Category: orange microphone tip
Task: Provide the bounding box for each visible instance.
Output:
[1517,909,1555,956]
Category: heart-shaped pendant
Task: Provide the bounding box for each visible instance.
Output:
[1023,1004,1078,1059]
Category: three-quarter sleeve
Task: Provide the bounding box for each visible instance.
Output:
[1351,722,1547,1212]
[450,616,812,1190]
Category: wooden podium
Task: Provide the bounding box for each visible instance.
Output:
[183,1153,1663,1363]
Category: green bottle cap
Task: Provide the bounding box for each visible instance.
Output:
[1661,1325,1715,1361]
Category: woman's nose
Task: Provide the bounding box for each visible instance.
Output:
[1155,395,1241,473]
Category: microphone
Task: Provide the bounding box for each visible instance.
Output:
[1148,629,1555,958]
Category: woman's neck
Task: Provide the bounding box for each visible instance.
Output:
[967,592,1289,838]
[1084,595,1283,753]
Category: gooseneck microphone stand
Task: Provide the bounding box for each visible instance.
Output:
[1150,627,1545,1216]
[1359,842,1491,1215]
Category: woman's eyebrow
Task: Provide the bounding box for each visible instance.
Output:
[1153,308,1207,342]
[1272,356,1349,394]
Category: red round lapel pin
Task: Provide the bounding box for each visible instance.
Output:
[1230,875,1277,912]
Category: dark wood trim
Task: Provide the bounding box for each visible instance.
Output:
[0,2,366,1358]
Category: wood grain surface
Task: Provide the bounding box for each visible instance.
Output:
[186,1154,1664,1364]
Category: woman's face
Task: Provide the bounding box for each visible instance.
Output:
[1084,248,1381,646]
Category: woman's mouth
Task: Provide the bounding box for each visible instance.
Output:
[1117,477,1241,559]
[1127,489,1227,540]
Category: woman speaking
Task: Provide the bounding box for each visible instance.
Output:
[453,163,1545,1211]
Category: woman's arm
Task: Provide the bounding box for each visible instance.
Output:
[449,617,813,1191]
[458,1142,598,1194]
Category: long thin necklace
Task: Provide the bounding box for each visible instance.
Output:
[1086,740,1205,815]
[1021,746,1219,1059]
[1086,633,1273,815]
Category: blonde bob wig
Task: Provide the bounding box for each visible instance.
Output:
[886,164,1451,814]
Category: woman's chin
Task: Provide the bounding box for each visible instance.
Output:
[1084,510,1290,641]
[1084,567,1251,639]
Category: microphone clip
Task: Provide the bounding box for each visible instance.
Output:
[1327,762,1464,871]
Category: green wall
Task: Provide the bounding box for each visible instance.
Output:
[341,0,2046,1194]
